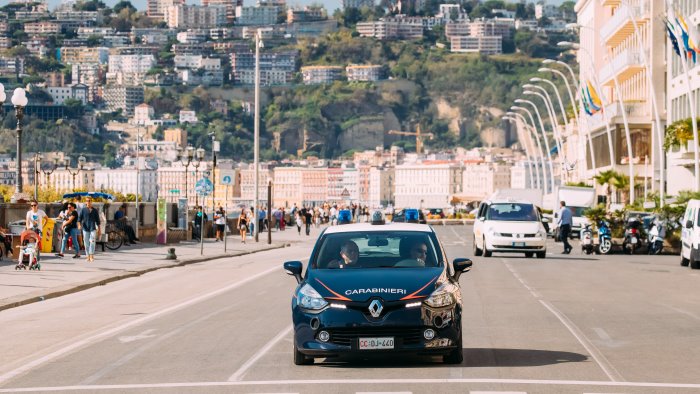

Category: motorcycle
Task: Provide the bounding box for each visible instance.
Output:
[647,218,665,255]
[622,217,643,255]
[581,224,594,255]
[596,220,613,255]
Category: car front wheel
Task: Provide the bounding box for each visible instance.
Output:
[443,335,463,364]
[293,343,313,365]
[473,236,483,256]
[483,237,492,257]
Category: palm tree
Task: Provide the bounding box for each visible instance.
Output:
[611,172,630,205]
[594,169,619,208]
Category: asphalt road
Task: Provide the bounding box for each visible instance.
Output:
[0,225,699,394]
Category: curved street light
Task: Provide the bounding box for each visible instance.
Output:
[516,98,556,193]
[503,116,536,189]
[507,111,544,190]
[524,85,566,168]
[512,104,552,193]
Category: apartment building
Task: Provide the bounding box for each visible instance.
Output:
[47,167,95,192]
[301,65,343,84]
[342,0,374,9]
[95,168,158,202]
[148,0,184,19]
[202,0,240,23]
[445,20,470,39]
[368,167,394,208]
[167,4,227,29]
[0,57,24,76]
[46,84,89,105]
[461,162,511,200]
[24,21,61,35]
[356,18,424,40]
[272,167,328,208]
[346,64,383,81]
[230,49,298,85]
[235,6,280,25]
[59,47,109,65]
[450,36,502,54]
[107,54,156,86]
[72,63,104,102]
[394,162,462,208]
[103,86,145,116]
[576,0,664,191]
[287,7,326,23]
[469,19,513,39]
[238,166,273,206]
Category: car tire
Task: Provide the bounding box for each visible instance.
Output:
[483,238,492,258]
[524,252,533,258]
[444,335,463,364]
[691,249,700,270]
[293,343,313,365]
[681,254,690,267]
[473,236,483,257]
[536,251,546,259]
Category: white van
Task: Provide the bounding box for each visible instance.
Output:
[473,198,548,258]
[680,199,700,269]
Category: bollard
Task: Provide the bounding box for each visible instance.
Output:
[166,248,177,260]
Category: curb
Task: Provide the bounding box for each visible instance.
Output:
[0,243,287,313]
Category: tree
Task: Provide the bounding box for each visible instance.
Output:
[594,169,622,207]
[64,99,85,118]
[113,0,136,14]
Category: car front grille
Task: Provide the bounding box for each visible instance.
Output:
[327,327,424,346]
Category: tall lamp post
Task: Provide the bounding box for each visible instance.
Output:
[11,88,28,202]
[267,177,272,245]
[509,108,547,191]
[38,155,61,192]
[192,147,205,207]
[64,155,86,190]
[516,98,556,193]
[253,29,264,242]
[176,146,195,203]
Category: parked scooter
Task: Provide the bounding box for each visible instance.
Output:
[623,217,643,254]
[647,217,665,255]
[596,220,613,255]
[581,224,594,255]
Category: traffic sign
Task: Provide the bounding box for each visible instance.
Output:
[170,189,180,194]
[195,178,213,196]
[219,169,236,185]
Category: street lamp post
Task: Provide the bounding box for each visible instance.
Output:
[33,153,40,201]
[176,146,195,202]
[503,116,536,189]
[11,88,27,202]
[523,88,566,175]
[516,99,556,193]
[510,108,547,191]
[64,155,86,190]
[267,178,272,245]
[192,148,205,207]
[254,29,264,243]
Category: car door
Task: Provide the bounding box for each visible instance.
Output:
[473,203,487,247]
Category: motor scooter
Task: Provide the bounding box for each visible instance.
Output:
[623,217,643,254]
[581,224,594,255]
[647,218,665,255]
[596,221,613,255]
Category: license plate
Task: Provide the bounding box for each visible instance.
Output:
[631,238,638,244]
[358,337,394,350]
[512,242,526,247]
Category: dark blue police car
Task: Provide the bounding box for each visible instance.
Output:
[283,220,472,365]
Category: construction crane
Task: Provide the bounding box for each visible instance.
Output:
[388,124,435,154]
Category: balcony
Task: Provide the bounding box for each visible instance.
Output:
[598,48,644,85]
[584,101,649,131]
[600,1,650,46]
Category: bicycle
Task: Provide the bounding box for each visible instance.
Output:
[104,221,124,251]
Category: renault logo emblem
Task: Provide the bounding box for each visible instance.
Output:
[368,299,383,318]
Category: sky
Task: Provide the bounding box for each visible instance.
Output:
[1,0,345,12]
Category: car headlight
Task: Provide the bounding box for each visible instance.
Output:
[297,283,328,310]
[489,230,501,237]
[424,282,456,308]
[537,229,547,237]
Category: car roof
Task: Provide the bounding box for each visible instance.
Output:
[484,198,535,204]
[322,222,433,234]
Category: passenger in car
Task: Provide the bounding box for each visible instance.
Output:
[327,240,360,269]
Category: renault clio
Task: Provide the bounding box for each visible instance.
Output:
[283,219,472,365]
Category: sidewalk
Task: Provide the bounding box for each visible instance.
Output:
[0,227,319,312]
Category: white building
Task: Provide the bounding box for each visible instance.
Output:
[167,4,227,29]
[301,66,343,84]
[235,6,280,25]
[107,54,156,86]
[133,103,155,125]
[180,110,198,123]
[46,84,89,105]
[368,167,394,208]
[450,36,502,54]
[346,64,383,81]
[461,162,511,200]
[94,168,159,202]
[394,162,462,208]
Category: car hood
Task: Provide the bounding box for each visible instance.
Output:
[308,267,445,302]
[487,221,543,233]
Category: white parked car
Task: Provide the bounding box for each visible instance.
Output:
[472,198,548,258]
[680,199,700,269]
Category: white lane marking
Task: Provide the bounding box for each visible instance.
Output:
[117,329,157,344]
[501,258,622,382]
[539,300,624,382]
[0,258,305,386]
[228,325,294,381]
[471,392,526,394]
[657,303,700,321]
[449,227,462,241]
[83,304,238,385]
[4,378,700,392]
[592,328,625,348]
[502,259,541,299]
[357,392,412,394]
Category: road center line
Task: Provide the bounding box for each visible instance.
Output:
[0,257,306,387]
[501,258,623,382]
[3,377,700,392]
[539,300,624,382]
[228,325,293,381]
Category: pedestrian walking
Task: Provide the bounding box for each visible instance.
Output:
[557,201,573,254]
[56,203,80,258]
[77,197,100,262]
[193,206,207,241]
[237,208,248,243]
[248,207,255,236]
[214,205,226,242]
[295,212,303,235]
[273,207,282,231]
[280,208,286,231]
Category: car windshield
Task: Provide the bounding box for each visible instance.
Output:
[569,207,587,217]
[487,203,539,221]
[314,231,441,269]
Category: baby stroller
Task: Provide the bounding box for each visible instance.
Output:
[15,229,41,270]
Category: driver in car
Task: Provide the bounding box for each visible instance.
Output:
[327,240,359,269]
[395,240,429,267]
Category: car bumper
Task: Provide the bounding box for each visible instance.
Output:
[293,303,461,357]
[486,236,546,252]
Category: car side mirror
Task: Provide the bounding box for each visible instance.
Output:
[478,217,485,222]
[452,258,472,281]
[686,220,694,229]
[542,217,550,223]
[283,261,303,284]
